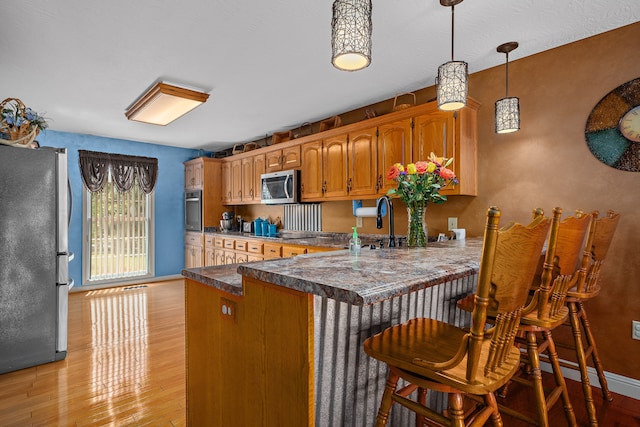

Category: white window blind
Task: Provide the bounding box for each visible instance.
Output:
[86,175,153,282]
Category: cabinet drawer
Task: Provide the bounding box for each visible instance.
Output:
[205,235,214,246]
[263,243,282,258]
[235,253,248,264]
[282,245,307,258]
[185,232,203,246]
[235,240,248,252]
[223,239,235,250]
[247,242,264,254]
[214,238,224,248]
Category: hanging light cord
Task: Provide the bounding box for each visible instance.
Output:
[450,5,456,61]
[504,51,509,97]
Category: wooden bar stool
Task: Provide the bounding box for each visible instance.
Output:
[363,207,552,427]
[458,208,592,426]
[557,210,621,426]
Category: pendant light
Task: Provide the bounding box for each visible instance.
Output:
[436,0,468,111]
[331,0,372,71]
[495,41,520,133]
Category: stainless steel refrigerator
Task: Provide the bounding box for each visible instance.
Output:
[0,145,72,374]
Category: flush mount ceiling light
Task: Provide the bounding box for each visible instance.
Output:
[331,0,372,72]
[436,0,468,111]
[495,41,520,133]
[125,82,209,126]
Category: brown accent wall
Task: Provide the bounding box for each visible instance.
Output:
[237,22,640,379]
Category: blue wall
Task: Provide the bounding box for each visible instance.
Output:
[38,130,199,288]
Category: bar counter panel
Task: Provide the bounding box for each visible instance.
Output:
[183,239,482,426]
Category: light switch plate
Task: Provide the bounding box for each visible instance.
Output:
[448,217,458,231]
[356,217,363,228]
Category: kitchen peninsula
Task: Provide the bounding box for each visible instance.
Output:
[182,238,483,426]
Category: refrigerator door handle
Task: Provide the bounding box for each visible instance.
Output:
[67,178,72,227]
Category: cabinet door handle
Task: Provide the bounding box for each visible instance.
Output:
[249,189,254,198]
[322,181,327,194]
[346,178,352,193]
[301,183,304,194]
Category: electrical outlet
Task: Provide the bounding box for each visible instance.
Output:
[447,217,458,231]
[221,298,237,323]
[633,320,640,340]
[356,216,363,228]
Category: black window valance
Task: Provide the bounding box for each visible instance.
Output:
[79,150,158,194]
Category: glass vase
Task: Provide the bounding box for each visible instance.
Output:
[407,202,428,247]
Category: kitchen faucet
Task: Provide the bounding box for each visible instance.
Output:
[376,195,395,248]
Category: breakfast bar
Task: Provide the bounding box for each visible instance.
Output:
[182,238,483,426]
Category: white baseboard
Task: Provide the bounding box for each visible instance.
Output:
[540,359,640,400]
[69,274,183,292]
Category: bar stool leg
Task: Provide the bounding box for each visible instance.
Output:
[483,392,504,427]
[568,301,599,426]
[375,371,399,427]
[578,301,613,401]
[543,329,577,426]
[526,331,550,427]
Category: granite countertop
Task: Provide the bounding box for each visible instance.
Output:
[182,238,483,305]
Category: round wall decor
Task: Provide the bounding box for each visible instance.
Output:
[585,77,640,172]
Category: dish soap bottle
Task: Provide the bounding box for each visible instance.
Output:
[349,226,361,255]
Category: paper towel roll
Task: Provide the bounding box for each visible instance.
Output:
[355,207,378,217]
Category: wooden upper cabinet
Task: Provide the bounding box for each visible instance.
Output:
[347,127,378,197]
[377,119,412,195]
[413,110,453,162]
[282,145,301,170]
[265,150,282,173]
[412,102,478,196]
[184,159,204,190]
[221,161,232,204]
[323,134,348,199]
[241,157,254,203]
[252,153,265,203]
[265,145,301,173]
[230,159,243,204]
[300,140,324,201]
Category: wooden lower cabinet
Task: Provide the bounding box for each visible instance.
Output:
[282,244,307,258]
[197,235,338,267]
[214,249,225,266]
[185,278,313,426]
[224,250,236,265]
[263,242,282,259]
[185,232,204,268]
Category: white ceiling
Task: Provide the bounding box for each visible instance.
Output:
[1,1,638,152]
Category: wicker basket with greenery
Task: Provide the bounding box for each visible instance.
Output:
[0,98,48,147]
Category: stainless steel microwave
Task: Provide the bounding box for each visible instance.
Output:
[185,190,202,231]
[260,170,299,204]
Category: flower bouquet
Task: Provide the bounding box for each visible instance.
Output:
[386,153,457,247]
[0,98,48,148]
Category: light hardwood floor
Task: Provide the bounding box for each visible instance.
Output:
[1,279,638,426]
[0,280,186,426]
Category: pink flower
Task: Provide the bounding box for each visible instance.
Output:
[414,161,428,174]
[439,167,456,180]
[386,165,400,180]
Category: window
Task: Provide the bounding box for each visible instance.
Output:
[78,150,158,286]
[83,175,154,284]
